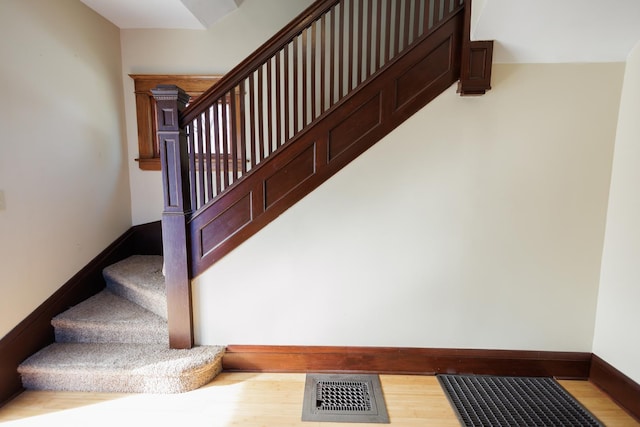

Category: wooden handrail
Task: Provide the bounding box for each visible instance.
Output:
[181,0,340,126]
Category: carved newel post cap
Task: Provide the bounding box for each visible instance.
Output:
[151,85,190,105]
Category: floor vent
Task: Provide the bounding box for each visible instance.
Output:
[438,374,603,427]
[302,374,389,423]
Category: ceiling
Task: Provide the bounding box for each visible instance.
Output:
[79,0,242,30]
[81,0,640,63]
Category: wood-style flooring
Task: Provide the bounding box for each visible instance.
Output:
[0,373,637,426]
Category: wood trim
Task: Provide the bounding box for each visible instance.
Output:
[590,354,640,422]
[130,75,222,171]
[0,222,162,407]
[223,345,592,379]
[458,40,494,95]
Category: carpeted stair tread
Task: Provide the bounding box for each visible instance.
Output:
[103,255,167,320]
[19,343,224,394]
[52,290,168,344]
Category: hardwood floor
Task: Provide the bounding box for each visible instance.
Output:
[0,373,637,426]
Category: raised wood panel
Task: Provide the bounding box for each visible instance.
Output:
[395,36,453,110]
[223,345,592,379]
[328,94,382,162]
[264,144,317,210]
[590,354,640,422]
[458,40,494,96]
[200,194,253,257]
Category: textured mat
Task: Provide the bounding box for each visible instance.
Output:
[438,375,603,427]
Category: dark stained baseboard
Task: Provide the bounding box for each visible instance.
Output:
[0,222,162,407]
[590,354,640,422]
[223,345,592,379]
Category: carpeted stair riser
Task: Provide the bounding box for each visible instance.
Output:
[103,255,167,320]
[19,343,224,394]
[52,290,168,344]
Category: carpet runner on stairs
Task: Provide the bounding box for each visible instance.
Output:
[18,255,224,394]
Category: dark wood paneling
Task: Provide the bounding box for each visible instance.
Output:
[200,194,253,255]
[264,144,317,209]
[395,36,453,110]
[458,40,493,96]
[0,222,162,407]
[328,94,382,161]
[590,354,640,422]
[223,345,592,379]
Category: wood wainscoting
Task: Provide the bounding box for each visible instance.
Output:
[0,222,162,407]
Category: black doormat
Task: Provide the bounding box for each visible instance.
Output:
[302,374,389,423]
[438,374,603,427]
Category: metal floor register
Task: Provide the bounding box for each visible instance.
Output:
[302,373,389,423]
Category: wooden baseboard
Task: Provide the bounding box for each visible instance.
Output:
[223,345,591,379]
[0,222,162,407]
[590,354,640,422]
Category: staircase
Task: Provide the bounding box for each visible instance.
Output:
[18,256,224,394]
[155,0,492,350]
[13,0,492,395]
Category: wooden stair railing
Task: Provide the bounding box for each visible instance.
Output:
[153,0,492,349]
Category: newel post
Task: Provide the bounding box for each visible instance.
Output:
[151,85,194,349]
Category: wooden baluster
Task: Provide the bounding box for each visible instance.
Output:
[311,21,317,121]
[413,0,421,41]
[197,113,205,207]
[330,5,336,106]
[230,87,239,181]
[203,108,213,202]
[213,101,222,195]
[221,96,230,189]
[385,0,392,62]
[403,0,411,48]
[302,28,308,127]
[320,14,326,113]
[283,44,290,142]
[249,74,257,168]
[266,58,274,155]
[187,121,198,209]
[433,0,441,26]
[394,0,402,55]
[348,0,354,91]
[257,66,265,161]
[293,37,299,133]
[365,0,373,78]
[239,79,248,174]
[275,52,282,148]
[375,0,382,71]
[339,1,345,98]
[356,0,363,85]
[150,85,193,350]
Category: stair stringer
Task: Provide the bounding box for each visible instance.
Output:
[188,11,464,278]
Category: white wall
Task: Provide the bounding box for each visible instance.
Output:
[593,41,640,384]
[0,0,131,339]
[193,63,624,351]
[120,0,314,225]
